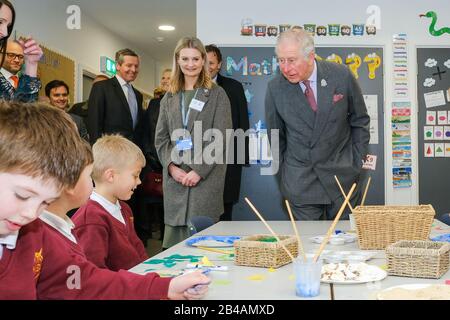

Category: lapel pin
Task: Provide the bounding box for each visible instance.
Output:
[321,79,327,87]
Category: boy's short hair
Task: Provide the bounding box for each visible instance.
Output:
[91,134,146,182]
[0,101,88,189]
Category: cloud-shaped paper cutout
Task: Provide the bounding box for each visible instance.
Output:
[423,78,435,87]
[424,58,437,68]
[445,59,450,69]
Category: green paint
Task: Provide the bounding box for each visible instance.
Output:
[420,11,450,36]
[258,236,278,242]
[143,254,202,268]
[213,279,232,286]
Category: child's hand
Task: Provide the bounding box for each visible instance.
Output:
[167,270,210,300]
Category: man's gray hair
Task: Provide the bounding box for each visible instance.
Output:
[115,48,139,65]
[275,29,315,59]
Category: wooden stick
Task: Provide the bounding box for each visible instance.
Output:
[360,176,371,206]
[334,175,354,212]
[330,283,335,300]
[285,200,307,262]
[245,197,296,262]
[313,183,356,262]
[195,246,233,255]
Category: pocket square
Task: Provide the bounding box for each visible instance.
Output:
[333,94,344,104]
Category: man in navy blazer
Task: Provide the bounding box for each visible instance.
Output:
[265,29,370,220]
[88,48,144,145]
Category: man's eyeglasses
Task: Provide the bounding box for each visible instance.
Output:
[5,53,25,61]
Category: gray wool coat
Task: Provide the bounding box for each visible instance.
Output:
[155,85,232,226]
[265,60,370,205]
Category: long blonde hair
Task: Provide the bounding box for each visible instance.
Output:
[169,37,212,94]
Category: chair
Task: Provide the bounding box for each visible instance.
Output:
[188,216,215,236]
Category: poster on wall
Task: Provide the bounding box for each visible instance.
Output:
[392,33,409,99]
[392,101,412,188]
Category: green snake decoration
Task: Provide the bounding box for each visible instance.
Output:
[420,11,450,36]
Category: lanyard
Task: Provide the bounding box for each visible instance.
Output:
[181,89,199,130]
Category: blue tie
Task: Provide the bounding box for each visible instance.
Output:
[126,83,138,128]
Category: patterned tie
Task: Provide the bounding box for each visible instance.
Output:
[303,80,317,112]
[10,75,19,89]
[126,83,138,128]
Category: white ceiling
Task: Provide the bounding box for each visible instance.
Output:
[77,0,197,66]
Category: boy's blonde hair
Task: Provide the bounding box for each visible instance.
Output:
[91,134,146,181]
[0,101,89,189]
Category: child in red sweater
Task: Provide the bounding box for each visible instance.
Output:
[0,101,90,299]
[38,140,210,299]
[72,134,148,271]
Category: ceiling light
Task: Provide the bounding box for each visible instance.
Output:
[159,25,175,31]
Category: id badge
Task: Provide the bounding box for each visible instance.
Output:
[189,98,205,112]
[176,137,193,151]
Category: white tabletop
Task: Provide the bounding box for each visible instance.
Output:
[129,220,450,300]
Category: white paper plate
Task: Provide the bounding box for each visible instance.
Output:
[321,263,387,284]
[377,284,450,300]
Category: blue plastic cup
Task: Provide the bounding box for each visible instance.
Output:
[294,258,322,297]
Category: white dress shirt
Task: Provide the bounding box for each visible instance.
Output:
[299,61,318,102]
[90,191,125,225]
[39,211,78,243]
[116,75,132,103]
[1,68,16,87]
[0,231,19,260]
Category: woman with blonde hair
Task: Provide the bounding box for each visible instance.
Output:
[155,37,232,248]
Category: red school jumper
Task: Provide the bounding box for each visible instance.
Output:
[36,221,171,300]
[0,220,45,300]
[72,199,148,271]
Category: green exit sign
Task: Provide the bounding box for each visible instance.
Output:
[100,56,116,76]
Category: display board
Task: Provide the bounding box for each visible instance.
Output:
[417,47,450,216]
[219,46,385,220]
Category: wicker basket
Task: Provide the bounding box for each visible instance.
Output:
[386,240,450,279]
[234,234,298,268]
[353,205,435,249]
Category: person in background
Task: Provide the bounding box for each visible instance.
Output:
[1,41,24,90]
[69,74,109,127]
[72,134,149,271]
[0,0,43,102]
[45,79,89,142]
[155,37,232,249]
[206,44,250,221]
[265,29,370,220]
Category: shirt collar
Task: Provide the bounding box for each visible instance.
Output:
[307,60,317,84]
[115,75,128,87]
[39,210,77,243]
[90,191,125,225]
[212,75,218,83]
[0,68,13,79]
[0,231,19,249]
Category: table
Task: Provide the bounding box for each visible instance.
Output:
[129,220,450,300]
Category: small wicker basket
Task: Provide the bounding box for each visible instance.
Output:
[386,240,450,279]
[234,234,298,268]
[353,205,435,249]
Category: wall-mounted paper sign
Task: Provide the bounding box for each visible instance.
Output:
[424,126,434,140]
[424,143,434,157]
[434,126,444,140]
[426,111,436,125]
[445,143,450,157]
[362,154,377,170]
[435,143,445,157]
[438,110,448,125]
[424,90,446,108]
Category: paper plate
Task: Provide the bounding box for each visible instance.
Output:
[430,233,450,242]
[377,284,450,300]
[321,262,387,284]
[186,235,241,247]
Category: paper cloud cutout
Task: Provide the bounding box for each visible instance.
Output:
[423,78,435,87]
[424,58,438,68]
[445,59,450,69]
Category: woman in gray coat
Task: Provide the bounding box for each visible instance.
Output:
[155,37,232,248]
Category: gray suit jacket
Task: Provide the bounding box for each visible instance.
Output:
[265,60,370,205]
[155,85,232,226]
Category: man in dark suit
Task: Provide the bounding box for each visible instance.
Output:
[206,45,250,221]
[88,48,143,145]
[265,29,370,220]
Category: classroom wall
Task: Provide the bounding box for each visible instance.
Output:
[12,0,163,102]
[197,0,450,206]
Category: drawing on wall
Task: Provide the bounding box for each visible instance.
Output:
[419,11,450,37]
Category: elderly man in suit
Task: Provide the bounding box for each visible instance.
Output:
[265,29,370,220]
[206,44,250,221]
[88,48,143,145]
